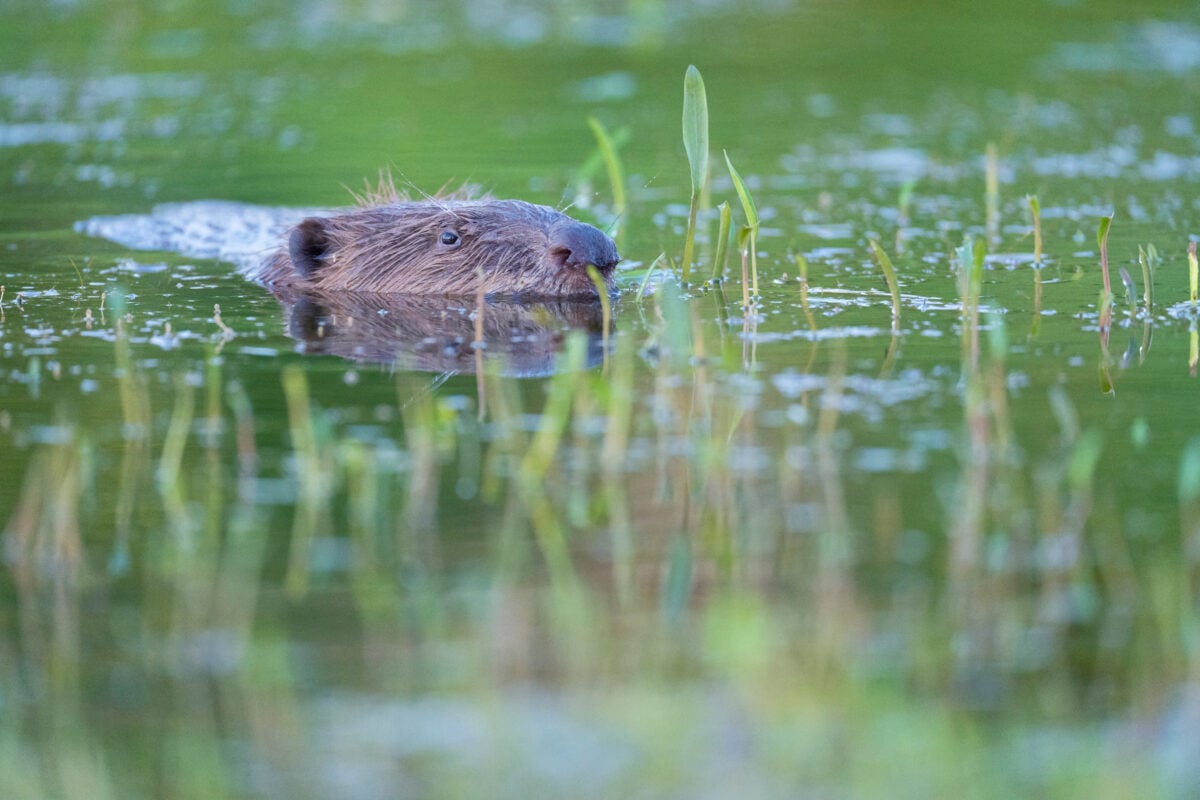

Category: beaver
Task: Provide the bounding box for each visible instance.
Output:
[253,197,620,300]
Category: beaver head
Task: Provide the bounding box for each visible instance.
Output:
[258,199,619,299]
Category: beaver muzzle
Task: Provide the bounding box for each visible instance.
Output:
[549,220,620,275]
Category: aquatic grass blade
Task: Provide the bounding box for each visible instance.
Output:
[736,226,751,310]
[1028,195,1042,265]
[723,151,759,231]
[681,65,709,283]
[1138,245,1154,311]
[955,236,985,293]
[954,240,973,282]
[711,201,731,281]
[586,265,612,327]
[1119,268,1136,306]
[793,251,817,333]
[585,264,612,364]
[897,179,916,223]
[985,143,999,244]
[657,278,694,369]
[1097,214,1113,298]
[1190,240,1198,307]
[869,239,902,334]
[1183,315,1194,380]
[637,253,665,301]
[682,66,709,201]
[986,308,1007,360]
[1029,197,1044,337]
[724,151,760,304]
[1098,287,1114,392]
[955,236,985,371]
[586,116,627,239]
[575,123,631,187]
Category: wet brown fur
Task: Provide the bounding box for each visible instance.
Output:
[255,178,619,299]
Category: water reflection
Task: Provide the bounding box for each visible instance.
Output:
[270,286,611,375]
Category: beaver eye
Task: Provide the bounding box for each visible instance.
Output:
[439,230,461,247]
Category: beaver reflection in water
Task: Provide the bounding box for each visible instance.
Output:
[280,291,609,374]
[254,197,620,300]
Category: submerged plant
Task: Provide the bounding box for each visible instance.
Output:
[681,65,709,284]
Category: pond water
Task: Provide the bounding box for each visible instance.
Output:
[4,1,1200,797]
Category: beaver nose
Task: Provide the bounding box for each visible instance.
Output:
[549,222,619,273]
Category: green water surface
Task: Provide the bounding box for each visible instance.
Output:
[4,1,1200,797]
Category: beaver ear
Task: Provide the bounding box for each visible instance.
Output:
[289,218,335,277]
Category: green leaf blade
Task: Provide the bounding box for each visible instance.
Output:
[723,150,759,231]
[682,65,709,196]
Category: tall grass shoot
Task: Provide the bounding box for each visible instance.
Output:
[586,264,612,361]
[1028,195,1042,264]
[1097,214,1113,299]
[1138,244,1156,312]
[724,151,759,309]
[869,240,902,334]
[1190,240,1198,308]
[681,65,709,283]
[586,116,627,244]
[985,143,999,244]
[711,200,731,282]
